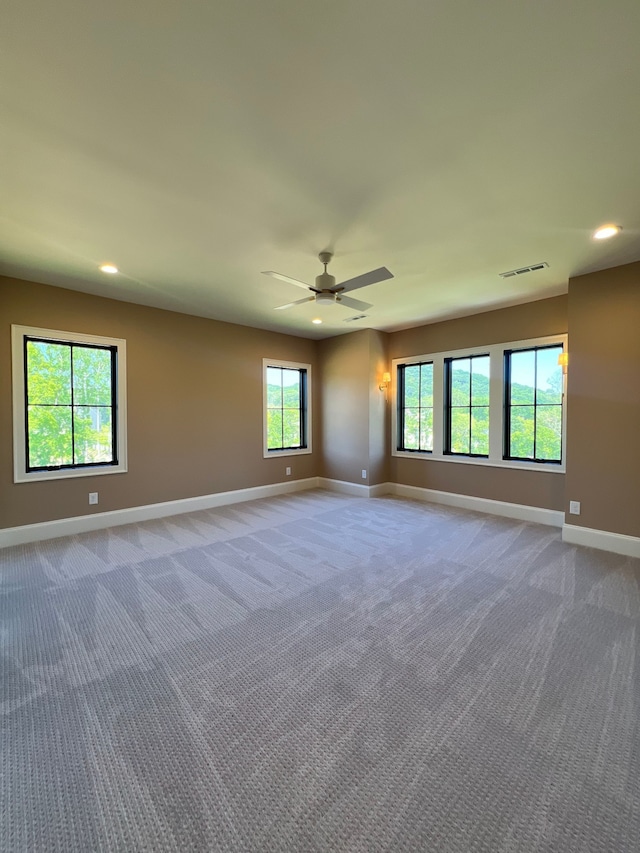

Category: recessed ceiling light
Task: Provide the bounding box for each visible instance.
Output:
[99,263,119,274]
[311,318,323,325]
[593,224,622,240]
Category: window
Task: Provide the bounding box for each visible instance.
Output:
[391,334,566,471]
[12,326,127,483]
[504,344,563,463]
[444,354,490,456]
[397,361,434,452]
[263,359,311,456]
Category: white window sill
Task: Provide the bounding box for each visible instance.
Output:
[263,447,312,459]
[14,464,128,484]
[392,450,565,474]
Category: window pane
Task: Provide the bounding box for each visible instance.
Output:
[450,359,470,406]
[510,405,535,458]
[281,369,301,408]
[267,410,283,449]
[404,365,420,407]
[73,407,113,464]
[73,347,113,405]
[419,408,433,451]
[450,407,470,454]
[403,408,419,450]
[26,341,71,405]
[537,347,563,405]
[282,409,301,448]
[266,368,282,408]
[420,364,433,407]
[471,356,490,406]
[536,405,562,461]
[510,350,535,405]
[27,406,73,468]
[471,406,489,455]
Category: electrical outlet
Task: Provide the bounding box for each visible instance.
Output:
[285,467,291,476]
[88,492,99,505]
[361,469,367,479]
[569,500,580,515]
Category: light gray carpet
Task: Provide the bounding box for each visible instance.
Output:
[2,489,640,852]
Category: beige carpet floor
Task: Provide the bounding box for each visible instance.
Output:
[2,490,640,851]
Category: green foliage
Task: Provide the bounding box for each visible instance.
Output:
[400,359,562,460]
[266,367,303,450]
[26,341,114,468]
[401,363,434,450]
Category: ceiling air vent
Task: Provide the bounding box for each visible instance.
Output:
[499,261,549,279]
[344,314,368,322]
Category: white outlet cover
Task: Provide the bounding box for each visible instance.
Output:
[89,492,99,505]
[361,469,367,479]
[569,500,580,515]
[286,467,291,476]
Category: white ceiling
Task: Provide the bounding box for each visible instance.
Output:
[2,0,640,338]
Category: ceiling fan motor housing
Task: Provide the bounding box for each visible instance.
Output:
[315,272,336,290]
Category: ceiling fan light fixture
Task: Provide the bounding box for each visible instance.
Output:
[316,292,336,305]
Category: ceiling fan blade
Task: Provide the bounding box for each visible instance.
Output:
[337,295,373,312]
[262,270,315,292]
[335,266,394,294]
[274,296,315,310]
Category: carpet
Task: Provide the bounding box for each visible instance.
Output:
[2,490,640,851]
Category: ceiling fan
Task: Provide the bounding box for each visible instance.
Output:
[263,252,393,312]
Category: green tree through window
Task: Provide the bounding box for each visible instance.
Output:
[505,345,563,462]
[445,355,490,456]
[397,361,433,451]
[25,338,116,470]
[266,365,307,451]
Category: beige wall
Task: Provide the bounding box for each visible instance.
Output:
[388,296,568,510]
[1,276,319,529]
[367,330,390,486]
[565,261,640,538]
[318,330,371,484]
[389,295,568,358]
[3,269,639,541]
[318,328,390,486]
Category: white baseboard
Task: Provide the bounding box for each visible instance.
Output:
[562,523,640,558]
[369,482,393,498]
[389,482,564,528]
[317,478,393,498]
[5,476,636,559]
[0,477,321,549]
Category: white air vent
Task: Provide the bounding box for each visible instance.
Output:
[344,314,368,322]
[499,262,549,279]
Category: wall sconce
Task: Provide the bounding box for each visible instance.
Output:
[557,352,568,374]
[379,371,391,392]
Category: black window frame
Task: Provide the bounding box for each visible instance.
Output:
[443,353,490,458]
[503,344,564,465]
[265,364,308,452]
[396,361,434,453]
[24,336,119,473]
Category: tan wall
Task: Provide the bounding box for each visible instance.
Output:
[389,295,568,358]
[4,270,638,538]
[368,330,390,486]
[565,261,640,537]
[318,328,390,486]
[318,330,371,484]
[392,458,565,509]
[388,296,568,510]
[1,276,319,529]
